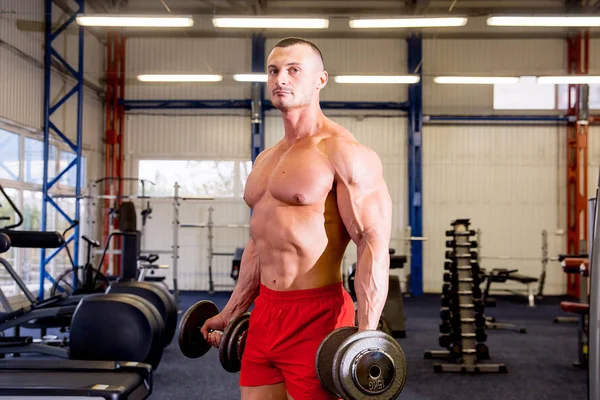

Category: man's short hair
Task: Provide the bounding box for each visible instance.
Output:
[274,37,324,69]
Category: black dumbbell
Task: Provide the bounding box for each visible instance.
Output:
[475,329,487,342]
[440,307,452,320]
[446,240,477,248]
[439,322,452,334]
[316,327,407,400]
[178,300,249,373]
[439,334,452,348]
[475,313,486,328]
[476,343,490,360]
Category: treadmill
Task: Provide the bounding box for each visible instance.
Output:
[0,359,153,399]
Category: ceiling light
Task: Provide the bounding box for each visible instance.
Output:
[137,74,223,82]
[487,15,600,27]
[233,74,268,82]
[349,17,467,28]
[334,75,420,84]
[537,76,600,84]
[76,14,194,27]
[212,17,329,29]
[434,76,520,84]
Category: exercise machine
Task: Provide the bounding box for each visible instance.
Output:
[587,171,599,400]
[0,359,153,399]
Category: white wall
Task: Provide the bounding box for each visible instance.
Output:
[124,35,600,294]
[0,0,105,176]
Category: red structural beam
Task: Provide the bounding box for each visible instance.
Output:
[103,32,126,275]
[565,31,589,298]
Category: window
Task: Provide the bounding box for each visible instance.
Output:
[0,129,20,181]
[0,124,89,298]
[0,188,19,291]
[138,160,246,197]
[493,76,556,110]
[557,84,600,110]
[24,138,57,185]
[59,151,87,187]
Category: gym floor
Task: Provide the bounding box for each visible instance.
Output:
[142,291,587,400]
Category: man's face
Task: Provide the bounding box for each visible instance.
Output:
[266,44,327,111]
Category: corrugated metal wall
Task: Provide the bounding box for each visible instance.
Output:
[422,124,568,294]
[590,39,600,74]
[125,38,251,100]
[0,0,105,175]
[423,39,566,114]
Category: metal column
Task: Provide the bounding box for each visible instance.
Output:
[40,0,85,300]
[588,177,599,400]
[566,31,589,297]
[407,33,424,295]
[251,34,266,162]
[103,32,126,275]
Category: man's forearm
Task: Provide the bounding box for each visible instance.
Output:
[354,234,390,331]
[221,238,261,321]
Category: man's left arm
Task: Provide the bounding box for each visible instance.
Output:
[329,139,393,331]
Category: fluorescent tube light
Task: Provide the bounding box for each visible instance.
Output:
[537,76,600,84]
[137,74,223,82]
[487,16,600,27]
[334,75,420,84]
[349,17,467,28]
[233,74,268,82]
[76,14,194,27]
[212,17,329,29]
[434,76,520,84]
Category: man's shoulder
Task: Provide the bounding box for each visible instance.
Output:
[321,127,380,180]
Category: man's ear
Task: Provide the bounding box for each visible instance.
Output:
[317,70,328,90]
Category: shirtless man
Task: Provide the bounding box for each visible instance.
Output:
[201,37,393,400]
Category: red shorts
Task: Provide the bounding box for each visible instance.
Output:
[239,282,355,400]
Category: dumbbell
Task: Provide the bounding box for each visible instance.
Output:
[178,300,249,373]
[316,327,407,400]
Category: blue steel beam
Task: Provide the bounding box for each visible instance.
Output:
[251,34,266,162]
[407,33,423,296]
[426,115,572,122]
[121,99,410,111]
[41,0,84,300]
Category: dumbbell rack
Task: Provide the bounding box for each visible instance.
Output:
[425,219,507,373]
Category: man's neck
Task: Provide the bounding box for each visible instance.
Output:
[281,104,325,144]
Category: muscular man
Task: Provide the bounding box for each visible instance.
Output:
[201,37,393,400]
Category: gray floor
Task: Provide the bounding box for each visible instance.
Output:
[149,291,588,400]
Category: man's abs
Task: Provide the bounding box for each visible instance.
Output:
[250,190,351,291]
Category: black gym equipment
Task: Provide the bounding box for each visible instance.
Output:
[425,219,507,373]
[560,258,590,368]
[0,359,153,399]
[0,228,165,369]
[44,200,177,348]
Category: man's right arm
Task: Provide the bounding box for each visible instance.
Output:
[220,237,260,322]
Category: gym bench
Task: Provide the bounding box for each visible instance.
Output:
[483,268,539,307]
